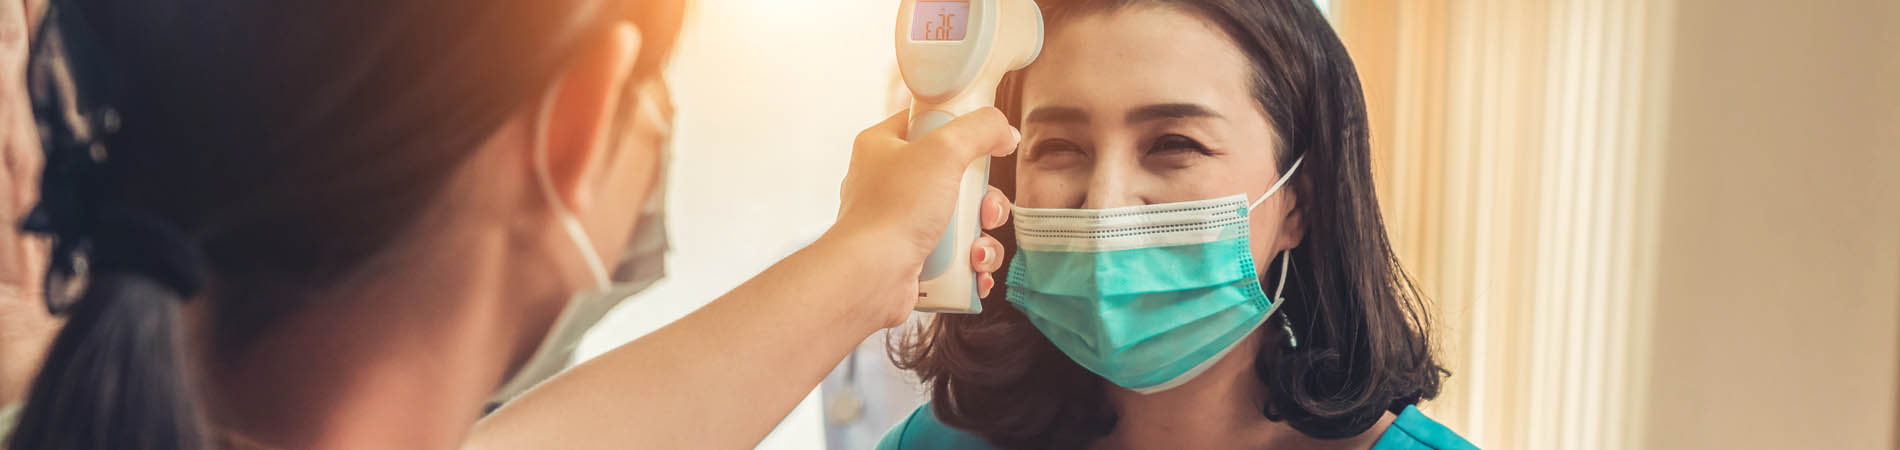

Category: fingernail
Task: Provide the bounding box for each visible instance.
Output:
[975,247,993,265]
[1010,127,1021,144]
[980,277,995,297]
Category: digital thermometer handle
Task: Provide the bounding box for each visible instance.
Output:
[908,95,998,314]
[897,0,1040,314]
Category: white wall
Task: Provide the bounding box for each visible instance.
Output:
[1642,1,1900,448]
[574,1,907,449]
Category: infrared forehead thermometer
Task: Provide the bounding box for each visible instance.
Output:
[897,0,1042,313]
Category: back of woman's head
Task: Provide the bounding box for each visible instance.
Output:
[892,0,1444,447]
[10,1,682,448]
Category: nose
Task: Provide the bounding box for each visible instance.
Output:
[1079,155,1143,209]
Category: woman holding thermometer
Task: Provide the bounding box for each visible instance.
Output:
[6,1,1021,450]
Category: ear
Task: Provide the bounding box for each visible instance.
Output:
[1273,186,1307,252]
[537,22,643,214]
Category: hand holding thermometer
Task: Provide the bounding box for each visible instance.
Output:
[897,0,1042,313]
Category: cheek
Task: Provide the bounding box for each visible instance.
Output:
[1247,210,1281,258]
[1013,167,1085,208]
[585,141,661,261]
[1245,196,1295,272]
[1157,159,1275,201]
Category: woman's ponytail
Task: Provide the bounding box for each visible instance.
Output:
[9,2,212,448]
[7,273,205,450]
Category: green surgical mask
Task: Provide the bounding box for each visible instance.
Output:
[1006,157,1301,393]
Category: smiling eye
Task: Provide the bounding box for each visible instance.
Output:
[1147,134,1213,156]
[1029,139,1085,160]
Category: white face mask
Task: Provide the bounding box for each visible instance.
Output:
[486,89,671,408]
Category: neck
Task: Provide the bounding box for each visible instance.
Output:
[1096,332,1275,450]
[1094,331,1396,450]
[0,288,61,406]
[190,224,568,450]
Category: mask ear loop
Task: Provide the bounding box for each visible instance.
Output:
[531,85,612,290]
[1247,156,1304,348]
[1248,155,1305,211]
[1273,251,1297,349]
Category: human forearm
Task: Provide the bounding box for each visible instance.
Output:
[465,108,1015,450]
[0,0,59,408]
[467,231,910,449]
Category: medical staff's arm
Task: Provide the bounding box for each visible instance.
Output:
[465,108,1018,450]
[0,0,62,408]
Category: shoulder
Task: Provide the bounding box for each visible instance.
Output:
[1371,405,1481,450]
[0,401,19,444]
[876,403,1003,450]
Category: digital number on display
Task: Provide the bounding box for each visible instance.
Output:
[910,1,970,41]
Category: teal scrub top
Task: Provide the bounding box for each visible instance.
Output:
[0,401,19,444]
[876,403,1478,450]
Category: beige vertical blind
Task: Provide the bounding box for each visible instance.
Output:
[1332,1,1675,448]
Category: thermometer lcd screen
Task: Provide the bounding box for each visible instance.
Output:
[911,1,970,41]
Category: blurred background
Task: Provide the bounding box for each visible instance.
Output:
[573,0,1900,448]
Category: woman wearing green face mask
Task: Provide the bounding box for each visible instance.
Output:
[881,1,1472,449]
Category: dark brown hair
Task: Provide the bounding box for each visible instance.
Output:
[11,1,683,449]
[891,0,1444,447]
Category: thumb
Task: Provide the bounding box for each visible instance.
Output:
[852,109,913,159]
[911,107,1019,170]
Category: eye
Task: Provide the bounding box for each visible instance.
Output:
[1147,134,1213,156]
[1029,139,1086,161]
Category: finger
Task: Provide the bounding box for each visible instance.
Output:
[853,109,913,154]
[914,107,1018,169]
[971,233,1004,274]
[872,108,911,136]
[980,186,1011,230]
[992,126,1019,158]
[979,273,995,298]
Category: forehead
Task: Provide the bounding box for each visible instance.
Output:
[1018,6,1259,119]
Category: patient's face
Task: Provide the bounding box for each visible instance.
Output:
[1015,6,1299,261]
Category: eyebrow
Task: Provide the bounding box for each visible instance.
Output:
[1023,106,1088,125]
[1022,103,1224,126]
[1126,103,1222,124]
